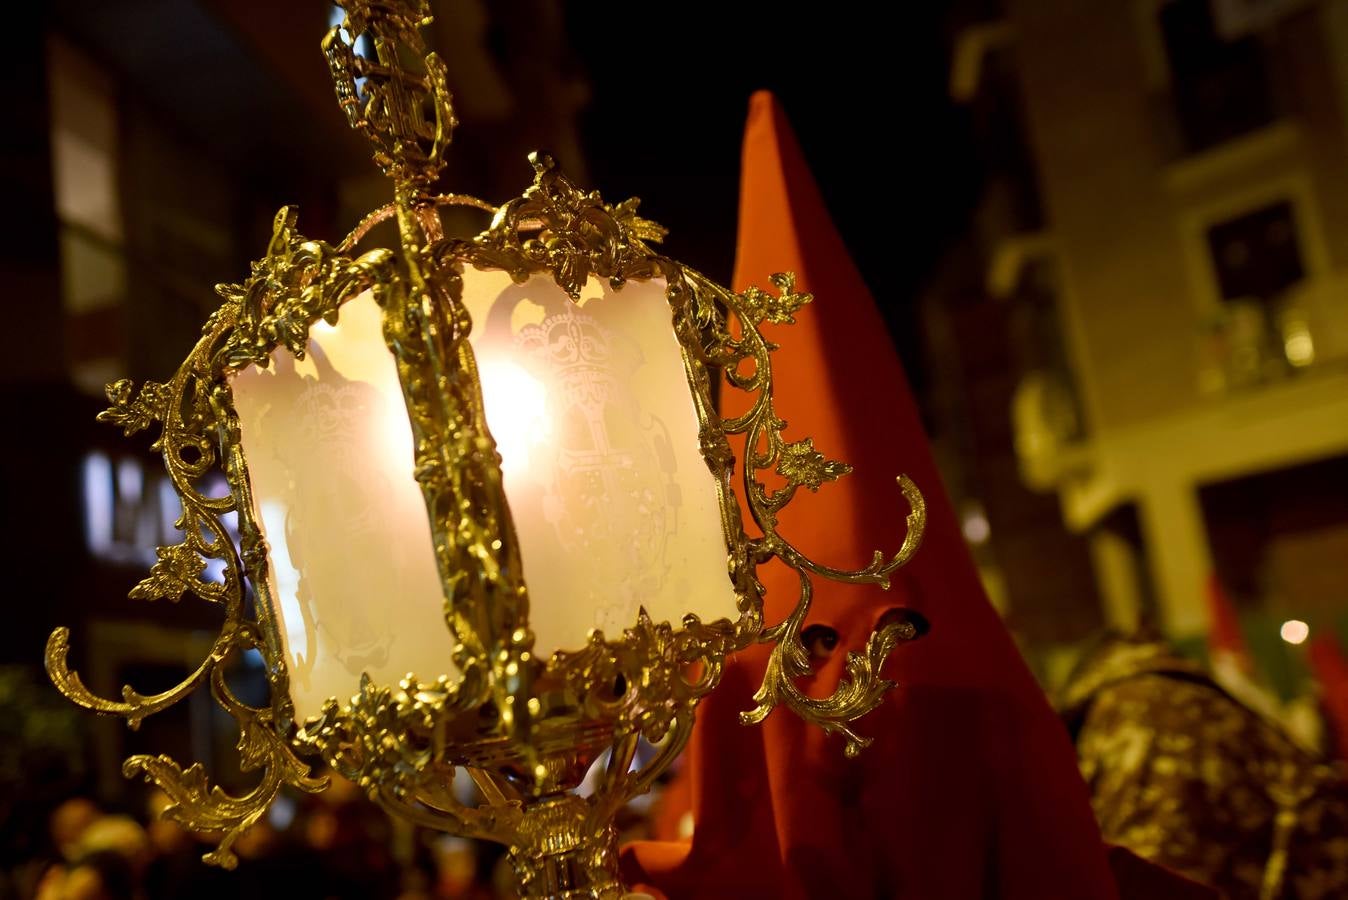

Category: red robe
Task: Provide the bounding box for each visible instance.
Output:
[621,92,1120,899]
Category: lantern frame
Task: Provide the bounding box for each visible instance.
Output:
[46,2,927,894]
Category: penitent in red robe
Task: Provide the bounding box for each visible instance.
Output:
[620,91,1121,900]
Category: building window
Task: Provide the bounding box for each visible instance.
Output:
[48,37,127,395]
[1197,197,1318,390]
[1205,200,1304,303]
[82,450,234,581]
[1158,0,1277,154]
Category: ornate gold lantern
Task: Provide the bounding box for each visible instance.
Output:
[46,2,926,896]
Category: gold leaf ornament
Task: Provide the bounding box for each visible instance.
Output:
[776,438,853,492]
[129,543,210,603]
[738,271,812,326]
[97,378,170,436]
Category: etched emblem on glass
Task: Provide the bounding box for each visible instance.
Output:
[516,307,679,633]
[464,269,738,655]
[231,291,455,720]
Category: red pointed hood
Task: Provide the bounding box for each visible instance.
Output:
[623,91,1117,900]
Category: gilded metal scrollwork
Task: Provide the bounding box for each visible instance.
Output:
[47,0,928,895]
[125,652,329,868]
[323,0,455,189]
[681,266,927,757]
[46,206,404,869]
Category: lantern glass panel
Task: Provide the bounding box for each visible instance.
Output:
[463,268,739,655]
[231,290,455,720]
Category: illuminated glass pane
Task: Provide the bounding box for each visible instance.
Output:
[462,269,738,655]
[231,291,454,721]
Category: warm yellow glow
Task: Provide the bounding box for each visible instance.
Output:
[230,291,456,720]
[461,269,740,656]
[229,269,740,707]
[258,498,308,670]
[1284,327,1315,367]
[478,359,550,476]
[1280,619,1310,645]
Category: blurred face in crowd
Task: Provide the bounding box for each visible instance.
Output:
[49,799,99,861]
[35,860,123,900]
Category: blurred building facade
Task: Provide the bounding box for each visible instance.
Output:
[942,0,1348,676]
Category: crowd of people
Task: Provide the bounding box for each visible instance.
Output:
[5,776,545,900]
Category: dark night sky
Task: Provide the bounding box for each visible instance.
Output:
[564,4,983,391]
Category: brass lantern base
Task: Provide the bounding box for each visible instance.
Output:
[508,795,624,900]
